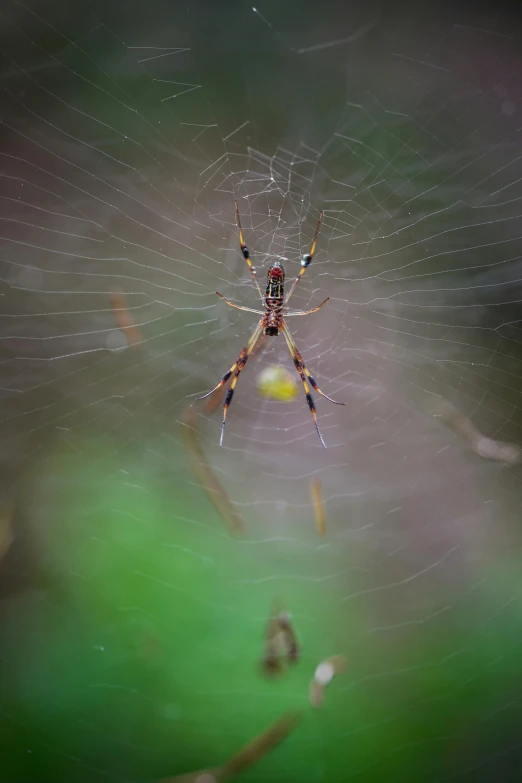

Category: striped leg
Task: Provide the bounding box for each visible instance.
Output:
[197,321,263,446]
[197,321,262,402]
[235,200,264,303]
[281,322,344,448]
[216,292,264,315]
[285,210,323,306]
[220,322,263,445]
[285,297,329,316]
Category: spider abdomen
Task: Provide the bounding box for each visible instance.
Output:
[264,261,285,336]
[265,262,285,300]
[264,310,283,336]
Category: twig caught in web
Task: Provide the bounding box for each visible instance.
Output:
[110,291,145,349]
[425,397,521,465]
[201,384,227,415]
[0,499,14,568]
[181,406,246,536]
[310,478,326,536]
[309,655,348,708]
[162,710,301,782]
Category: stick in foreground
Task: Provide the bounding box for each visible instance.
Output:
[163,711,301,783]
[221,710,301,779]
[0,498,14,568]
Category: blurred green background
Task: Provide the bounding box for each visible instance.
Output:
[2,1,522,781]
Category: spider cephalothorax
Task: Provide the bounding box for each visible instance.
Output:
[197,201,344,447]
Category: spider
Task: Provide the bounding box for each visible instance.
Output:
[197,200,344,448]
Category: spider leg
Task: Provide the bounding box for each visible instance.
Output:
[284,297,329,316]
[281,322,344,449]
[282,323,344,405]
[216,292,265,315]
[285,210,323,306]
[197,321,263,446]
[219,321,263,446]
[197,321,262,401]
[235,200,264,303]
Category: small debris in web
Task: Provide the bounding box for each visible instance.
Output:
[181,406,245,536]
[261,599,299,676]
[425,396,521,465]
[309,654,348,708]
[310,478,326,536]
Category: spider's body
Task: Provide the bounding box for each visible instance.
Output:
[197,201,344,447]
[264,262,285,336]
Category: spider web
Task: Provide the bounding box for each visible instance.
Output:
[2,1,522,781]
